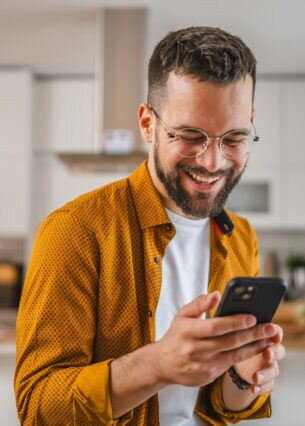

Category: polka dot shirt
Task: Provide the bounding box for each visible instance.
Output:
[15,162,271,425]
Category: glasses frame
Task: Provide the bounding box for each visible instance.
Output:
[148,104,260,160]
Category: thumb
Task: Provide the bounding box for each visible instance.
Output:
[178,291,221,318]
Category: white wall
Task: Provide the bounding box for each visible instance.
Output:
[0,1,305,75]
[0,10,95,74]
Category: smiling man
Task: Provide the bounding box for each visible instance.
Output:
[144,72,254,219]
[15,27,284,425]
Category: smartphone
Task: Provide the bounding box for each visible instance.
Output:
[215,277,287,323]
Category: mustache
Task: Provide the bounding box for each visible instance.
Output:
[178,163,234,178]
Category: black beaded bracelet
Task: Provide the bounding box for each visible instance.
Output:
[228,366,252,391]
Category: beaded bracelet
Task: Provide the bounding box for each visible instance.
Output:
[228,366,252,391]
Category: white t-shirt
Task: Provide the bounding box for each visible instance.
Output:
[155,209,210,425]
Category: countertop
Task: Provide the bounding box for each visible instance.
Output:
[0,309,17,355]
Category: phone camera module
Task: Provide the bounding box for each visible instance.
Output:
[233,285,255,301]
[233,286,246,295]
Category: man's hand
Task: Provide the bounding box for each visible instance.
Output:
[154,291,280,388]
[222,325,285,411]
[234,328,285,395]
[110,291,283,418]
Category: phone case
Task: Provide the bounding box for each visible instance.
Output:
[215,277,287,323]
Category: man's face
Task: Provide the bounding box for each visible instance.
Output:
[143,72,254,219]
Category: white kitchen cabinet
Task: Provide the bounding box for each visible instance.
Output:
[228,80,281,227]
[34,78,94,152]
[280,81,305,227]
[229,78,305,229]
[0,69,32,237]
[0,70,32,158]
[249,80,281,173]
[0,157,31,236]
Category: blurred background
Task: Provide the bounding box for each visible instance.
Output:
[0,1,304,425]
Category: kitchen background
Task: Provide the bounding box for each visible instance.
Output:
[0,0,305,425]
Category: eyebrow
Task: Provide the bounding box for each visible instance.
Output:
[173,124,251,136]
[223,129,251,135]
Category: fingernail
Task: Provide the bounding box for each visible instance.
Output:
[245,315,257,327]
[257,373,264,384]
[212,291,221,304]
[264,324,275,336]
[254,385,261,394]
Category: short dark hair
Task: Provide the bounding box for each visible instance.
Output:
[148,26,256,108]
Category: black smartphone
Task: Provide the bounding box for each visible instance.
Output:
[215,277,287,323]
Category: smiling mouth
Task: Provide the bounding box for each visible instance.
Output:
[185,170,221,185]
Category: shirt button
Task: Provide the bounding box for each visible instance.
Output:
[154,257,161,263]
[165,223,172,231]
[148,309,153,317]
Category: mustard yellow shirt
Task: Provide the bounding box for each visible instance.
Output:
[15,162,271,425]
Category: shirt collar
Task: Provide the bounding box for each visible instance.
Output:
[128,161,171,230]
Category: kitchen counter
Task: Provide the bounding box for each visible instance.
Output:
[0,308,17,327]
[0,309,16,355]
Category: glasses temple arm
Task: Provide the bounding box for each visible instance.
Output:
[252,121,260,142]
[147,104,159,119]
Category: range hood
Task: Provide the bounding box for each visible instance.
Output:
[58,8,148,173]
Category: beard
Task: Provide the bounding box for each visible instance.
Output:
[153,140,246,219]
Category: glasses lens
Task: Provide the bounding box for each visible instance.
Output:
[174,129,208,158]
[220,131,251,160]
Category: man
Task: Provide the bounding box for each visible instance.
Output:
[15,27,285,425]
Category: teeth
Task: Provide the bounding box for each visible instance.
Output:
[189,172,219,184]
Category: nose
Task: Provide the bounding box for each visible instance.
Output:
[195,138,227,172]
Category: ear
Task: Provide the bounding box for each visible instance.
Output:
[138,103,154,144]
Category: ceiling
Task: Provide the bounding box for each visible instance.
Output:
[0,0,304,75]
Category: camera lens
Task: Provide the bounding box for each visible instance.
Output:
[234,286,246,295]
[241,292,253,300]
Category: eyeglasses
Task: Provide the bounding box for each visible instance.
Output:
[149,105,260,161]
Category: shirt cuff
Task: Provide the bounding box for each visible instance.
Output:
[73,359,134,425]
[195,375,271,425]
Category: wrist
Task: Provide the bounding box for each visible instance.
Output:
[223,371,257,411]
[109,342,168,419]
[228,365,252,391]
[150,341,173,388]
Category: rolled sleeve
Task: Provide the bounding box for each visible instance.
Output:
[195,376,271,425]
[73,360,134,425]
